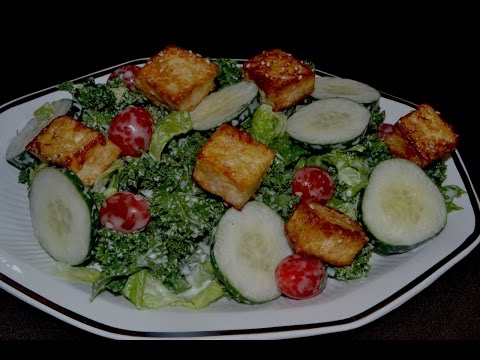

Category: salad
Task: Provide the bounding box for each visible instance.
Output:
[5,56,465,310]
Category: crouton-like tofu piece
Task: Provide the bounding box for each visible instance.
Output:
[193,124,275,209]
[243,49,315,111]
[385,104,459,167]
[26,115,121,187]
[285,200,367,267]
[135,45,218,111]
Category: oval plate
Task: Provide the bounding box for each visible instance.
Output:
[1,59,479,339]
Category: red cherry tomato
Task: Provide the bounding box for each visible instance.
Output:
[108,65,141,91]
[108,107,154,157]
[292,166,335,204]
[275,254,327,300]
[377,122,394,140]
[100,192,151,233]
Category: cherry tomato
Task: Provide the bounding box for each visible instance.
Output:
[100,192,151,233]
[292,166,335,204]
[108,107,154,157]
[275,254,327,300]
[108,65,141,91]
[377,122,394,140]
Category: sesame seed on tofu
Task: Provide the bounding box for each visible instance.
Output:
[242,49,315,111]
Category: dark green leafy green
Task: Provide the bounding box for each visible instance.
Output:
[58,77,152,135]
[366,100,386,132]
[145,104,171,124]
[327,243,374,281]
[213,58,242,89]
[18,162,47,189]
[424,160,447,187]
[269,133,309,166]
[91,132,226,298]
[256,158,300,220]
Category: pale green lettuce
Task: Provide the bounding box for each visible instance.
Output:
[149,111,192,161]
[53,263,101,283]
[122,267,224,310]
[250,104,287,146]
[33,99,72,122]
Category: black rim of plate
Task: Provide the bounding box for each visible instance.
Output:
[0,58,479,339]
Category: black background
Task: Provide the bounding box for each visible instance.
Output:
[1,7,479,342]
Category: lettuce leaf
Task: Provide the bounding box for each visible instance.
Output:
[250,104,287,146]
[440,184,466,213]
[53,262,101,283]
[122,268,224,310]
[149,111,192,161]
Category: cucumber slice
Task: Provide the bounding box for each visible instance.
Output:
[312,77,380,105]
[190,81,259,130]
[29,167,98,265]
[6,99,72,169]
[361,158,447,254]
[287,98,370,149]
[212,201,293,304]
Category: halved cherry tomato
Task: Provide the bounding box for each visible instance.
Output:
[108,107,154,157]
[108,65,141,91]
[275,254,327,300]
[377,122,394,140]
[100,192,151,234]
[292,166,335,204]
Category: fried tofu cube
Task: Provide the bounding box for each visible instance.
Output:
[243,49,315,111]
[135,45,218,111]
[26,115,121,187]
[193,124,275,209]
[385,104,459,167]
[285,201,367,267]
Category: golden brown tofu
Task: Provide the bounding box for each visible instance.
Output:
[285,200,367,267]
[385,104,459,167]
[135,45,218,111]
[193,124,275,209]
[26,115,121,187]
[243,49,315,111]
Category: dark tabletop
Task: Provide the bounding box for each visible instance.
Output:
[1,14,479,341]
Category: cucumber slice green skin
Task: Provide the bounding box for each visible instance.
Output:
[287,98,371,149]
[212,201,293,304]
[361,158,447,255]
[211,254,258,305]
[307,128,367,151]
[190,81,259,131]
[374,237,435,255]
[29,167,98,265]
[360,208,440,254]
[234,95,260,126]
[7,150,39,170]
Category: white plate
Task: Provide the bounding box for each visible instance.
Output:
[1,60,479,340]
